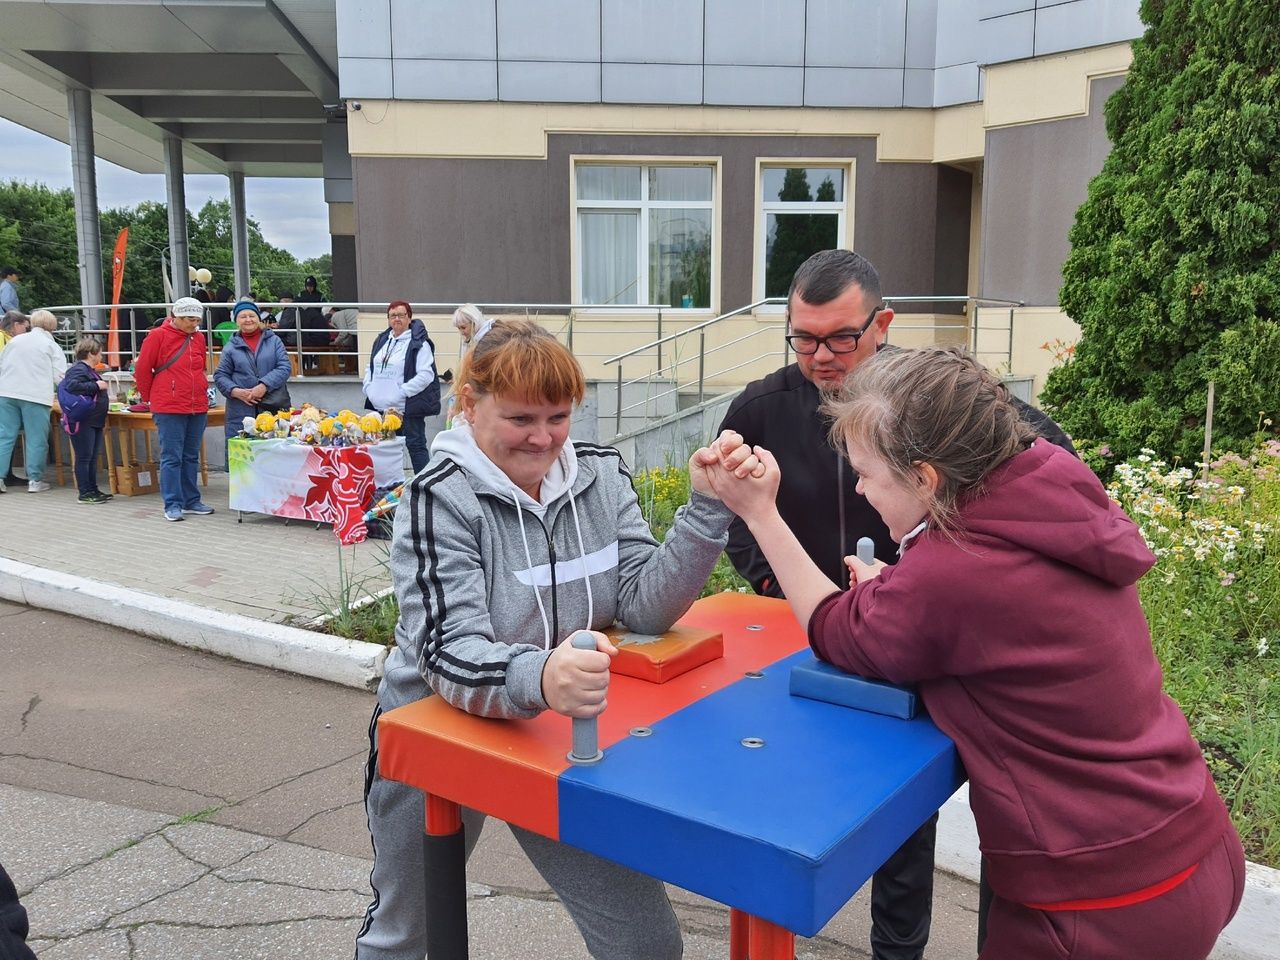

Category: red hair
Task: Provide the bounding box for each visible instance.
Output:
[457,319,585,406]
[387,300,412,318]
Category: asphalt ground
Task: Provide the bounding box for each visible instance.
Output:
[0,599,983,959]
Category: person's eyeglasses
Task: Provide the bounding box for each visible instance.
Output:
[785,305,884,356]
[388,312,409,320]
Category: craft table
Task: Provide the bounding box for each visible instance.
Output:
[227,436,406,544]
[101,407,226,494]
[378,592,964,959]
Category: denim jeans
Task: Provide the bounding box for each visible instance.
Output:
[153,412,207,511]
[398,416,429,474]
[0,397,51,482]
[68,424,105,496]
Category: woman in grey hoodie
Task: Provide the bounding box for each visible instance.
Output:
[357,319,759,960]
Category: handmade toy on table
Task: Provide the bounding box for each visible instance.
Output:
[238,403,403,446]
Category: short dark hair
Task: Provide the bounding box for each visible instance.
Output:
[1,266,17,279]
[787,249,882,312]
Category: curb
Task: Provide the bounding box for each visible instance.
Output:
[937,784,1279,960]
[1,558,1273,957]
[0,557,387,691]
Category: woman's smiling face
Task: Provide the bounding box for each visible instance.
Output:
[465,390,574,499]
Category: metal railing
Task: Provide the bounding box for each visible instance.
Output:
[40,300,674,375]
[601,295,1025,438]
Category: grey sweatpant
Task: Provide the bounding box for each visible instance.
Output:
[356,706,682,960]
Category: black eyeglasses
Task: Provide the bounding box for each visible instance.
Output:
[784,306,884,356]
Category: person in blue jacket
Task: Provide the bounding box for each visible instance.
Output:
[60,337,112,504]
[214,299,292,455]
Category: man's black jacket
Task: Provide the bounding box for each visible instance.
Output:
[717,362,1076,597]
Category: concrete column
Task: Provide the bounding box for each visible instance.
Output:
[163,135,189,300]
[228,171,251,296]
[66,88,105,328]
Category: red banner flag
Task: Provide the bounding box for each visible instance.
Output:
[108,227,128,368]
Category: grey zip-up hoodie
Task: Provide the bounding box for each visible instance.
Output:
[380,425,734,718]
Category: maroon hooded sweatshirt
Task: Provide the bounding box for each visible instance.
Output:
[809,440,1232,905]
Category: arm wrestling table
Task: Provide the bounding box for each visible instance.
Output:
[377,592,964,960]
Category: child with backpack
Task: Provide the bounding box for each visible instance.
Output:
[59,337,113,504]
[701,346,1245,960]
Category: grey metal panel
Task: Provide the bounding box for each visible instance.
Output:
[803,67,905,107]
[390,0,497,59]
[1033,0,1143,57]
[932,61,978,105]
[602,0,704,65]
[336,0,391,59]
[904,0,938,68]
[805,0,906,69]
[498,60,602,102]
[976,0,1032,17]
[934,0,980,67]
[394,58,498,100]
[338,57,393,98]
[324,177,355,202]
[902,66,934,106]
[602,63,703,105]
[703,64,803,105]
[980,74,1124,303]
[497,0,601,62]
[975,10,1034,65]
[704,0,806,66]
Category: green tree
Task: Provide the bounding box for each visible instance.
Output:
[1041,0,1280,463]
[0,180,81,308]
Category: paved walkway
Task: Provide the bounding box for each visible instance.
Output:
[0,600,982,959]
[0,471,390,625]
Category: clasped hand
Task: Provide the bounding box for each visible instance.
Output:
[690,430,779,521]
[542,631,618,718]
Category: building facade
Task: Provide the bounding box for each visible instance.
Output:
[336,0,1143,392]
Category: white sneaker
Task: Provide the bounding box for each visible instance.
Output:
[0,478,6,493]
[27,481,51,493]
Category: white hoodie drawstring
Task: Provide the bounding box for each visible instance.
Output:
[510,486,553,651]
[567,487,594,632]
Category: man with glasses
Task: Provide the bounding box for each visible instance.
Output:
[716,248,1072,960]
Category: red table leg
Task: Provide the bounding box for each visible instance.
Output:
[424,793,468,960]
[730,908,750,960]
[747,914,795,960]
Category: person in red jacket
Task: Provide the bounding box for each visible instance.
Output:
[134,297,213,522]
[700,346,1245,960]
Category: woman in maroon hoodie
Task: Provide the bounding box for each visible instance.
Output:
[704,346,1244,960]
[134,296,213,522]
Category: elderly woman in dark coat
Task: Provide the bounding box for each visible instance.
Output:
[213,298,292,448]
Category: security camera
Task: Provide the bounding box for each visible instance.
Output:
[349,100,362,112]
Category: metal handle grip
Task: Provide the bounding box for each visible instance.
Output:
[568,631,604,765]
[856,537,876,566]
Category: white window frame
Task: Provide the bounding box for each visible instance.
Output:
[753,158,856,312]
[570,157,720,314]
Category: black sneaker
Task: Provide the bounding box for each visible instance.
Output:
[78,492,110,504]
[92,489,114,501]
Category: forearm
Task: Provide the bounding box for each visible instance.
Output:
[744,509,842,626]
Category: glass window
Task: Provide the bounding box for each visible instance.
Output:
[576,163,714,308]
[758,165,848,299]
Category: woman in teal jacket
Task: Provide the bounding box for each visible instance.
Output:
[213,299,292,446]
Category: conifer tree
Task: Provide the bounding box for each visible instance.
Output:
[1041,0,1280,463]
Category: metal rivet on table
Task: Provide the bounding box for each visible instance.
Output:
[629,726,653,738]
[745,624,764,631]
[744,670,764,679]
[741,737,766,749]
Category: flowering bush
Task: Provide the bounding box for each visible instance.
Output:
[1108,444,1279,864]
[633,465,749,596]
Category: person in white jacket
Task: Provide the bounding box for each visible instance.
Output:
[0,310,68,493]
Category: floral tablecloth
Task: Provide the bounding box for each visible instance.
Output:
[228,437,407,544]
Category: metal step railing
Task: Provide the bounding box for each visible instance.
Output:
[39,300,673,374]
[602,295,1025,439]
